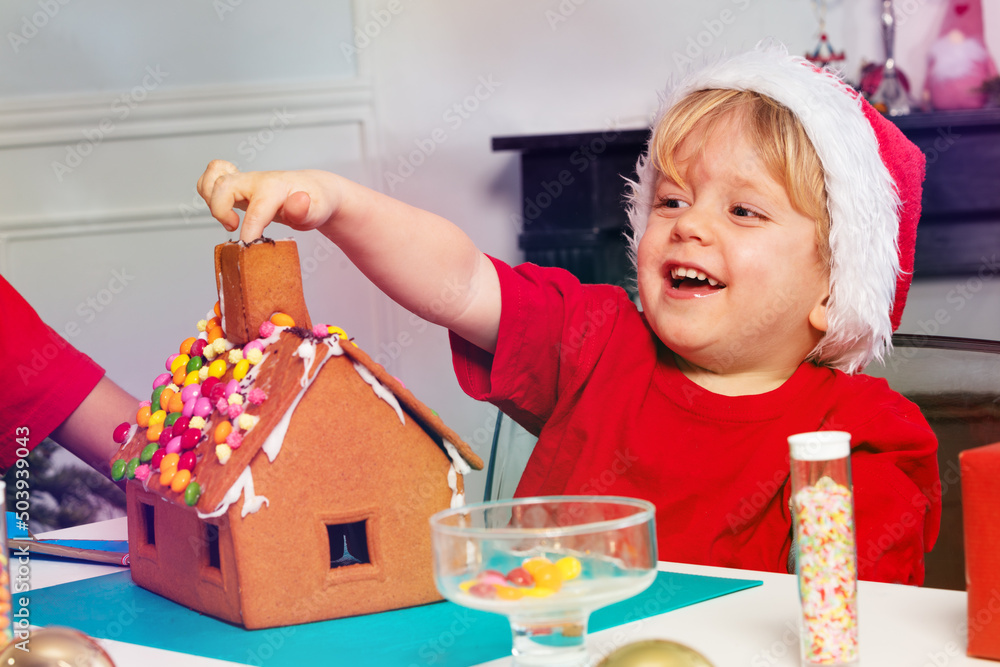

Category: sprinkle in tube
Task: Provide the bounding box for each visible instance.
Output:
[788,431,859,666]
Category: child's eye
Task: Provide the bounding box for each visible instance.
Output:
[731,204,766,219]
[656,197,689,209]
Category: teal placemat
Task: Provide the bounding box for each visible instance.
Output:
[24,570,759,666]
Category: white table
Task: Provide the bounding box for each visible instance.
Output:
[30,518,993,666]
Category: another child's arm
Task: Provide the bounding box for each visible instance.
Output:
[50,376,140,479]
[197,160,501,354]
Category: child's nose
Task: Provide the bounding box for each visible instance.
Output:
[670,207,713,244]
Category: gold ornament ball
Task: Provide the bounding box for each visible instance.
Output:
[0,627,115,667]
[598,639,715,667]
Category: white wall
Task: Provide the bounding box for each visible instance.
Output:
[4,0,998,500]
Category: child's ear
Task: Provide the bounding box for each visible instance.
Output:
[809,294,830,333]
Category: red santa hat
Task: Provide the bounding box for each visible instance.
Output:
[626,42,925,374]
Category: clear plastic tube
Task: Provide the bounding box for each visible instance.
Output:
[788,431,859,666]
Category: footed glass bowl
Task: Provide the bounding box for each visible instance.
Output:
[430,496,657,667]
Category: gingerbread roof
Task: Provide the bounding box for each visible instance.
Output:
[109,239,481,516]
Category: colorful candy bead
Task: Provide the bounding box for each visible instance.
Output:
[153,373,172,389]
[200,376,220,398]
[214,421,233,444]
[172,367,187,386]
[270,312,295,327]
[136,405,152,427]
[161,452,180,470]
[207,359,227,378]
[223,379,239,397]
[134,464,151,482]
[327,325,348,339]
[245,347,264,365]
[182,371,201,387]
[207,326,224,343]
[184,481,202,506]
[213,301,221,317]
[237,413,259,431]
[555,557,582,581]
[197,319,209,332]
[111,459,126,481]
[180,384,201,403]
[248,388,267,405]
[259,321,275,338]
[181,428,202,450]
[227,349,243,364]
[165,353,180,371]
[169,390,187,412]
[312,324,330,338]
[189,416,207,430]
[148,410,167,427]
[150,448,166,469]
[112,422,131,444]
[178,451,197,471]
[159,387,175,412]
[159,467,176,487]
[170,354,190,375]
[146,423,164,445]
[225,431,242,449]
[150,386,166,411]
[506,567,534,587]
[193,397,213,418]
[233,359,250,381]
[140,443,159,463]
[227,393,244,406]
[190,338,208,358]
[165,436,183,455]
[211,338,229,355]
[180,337,197,355]
[126,458,140,479]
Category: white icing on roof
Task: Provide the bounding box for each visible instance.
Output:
[352,362,405,425]
[197,465,269,519]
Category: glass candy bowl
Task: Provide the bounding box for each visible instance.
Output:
[430,496,657,667]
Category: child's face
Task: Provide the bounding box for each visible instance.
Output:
[636,117,830,381]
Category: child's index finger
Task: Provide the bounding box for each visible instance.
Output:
[240,195,283,242]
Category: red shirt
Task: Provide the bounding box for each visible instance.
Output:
[0,274,104,471]
[451,258,941,585]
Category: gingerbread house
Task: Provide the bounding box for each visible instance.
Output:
[109,239,482,629]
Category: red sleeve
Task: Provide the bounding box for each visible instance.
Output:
[449,256,624,436]
[847,380,941,585]
[0,274,105,471]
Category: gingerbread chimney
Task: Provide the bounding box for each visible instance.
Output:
[214,239,312,345]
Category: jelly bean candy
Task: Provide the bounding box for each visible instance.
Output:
[522,587,556,598]
[178,451,197,471]
[506,567,534,587]
[233,359,250,381]
[214,421,233,444]
[153,373,172,389]
[184,481,202,506]
[468,583,497,599]
[186,356,203,373]
[112,422,131,444]
[207,359,227,378]
[126,457,140,479]
[170,469,192,493]
[180,337,197,355]
[140,443,159,463]
[207,326,224,343]
[531,563,563,592]
[136,405,152,427]
[555,556,582,581]
[159,387,175,412]
[150,448,166,469]
[183,371,201,387]
[180,384,201,403]
[165,436,183,455]
[193,397,213,418]
[161,452,180,470]
[146,422,163,444]
[478,570,508,587]
[164,412,181,428]
[181,428,202,450]
[190,338,208,358]
[150,385,166,410]
[522,557,553,578]
[165,353,179,371]
[495,585,526,601]
[170,354,190,375]
[111,459,127,481]
[159,467,177,487]
[270,312,295,327]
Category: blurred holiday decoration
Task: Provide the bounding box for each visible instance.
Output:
[805,0,846,69]
[0,627,115,666]
[924,0,999,110]
[598,640,715,667]
[867,0,912,115]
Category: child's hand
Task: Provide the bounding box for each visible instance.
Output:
[197,160,341,242]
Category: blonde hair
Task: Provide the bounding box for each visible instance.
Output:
[649,89,831,265]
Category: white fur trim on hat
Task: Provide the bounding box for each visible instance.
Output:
[625,42,901,373]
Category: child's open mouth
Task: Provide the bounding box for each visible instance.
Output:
[670,266,726,293]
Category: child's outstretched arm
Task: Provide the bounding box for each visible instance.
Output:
[197,160,501,354]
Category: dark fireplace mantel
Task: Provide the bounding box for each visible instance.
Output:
[493,107,1000,282]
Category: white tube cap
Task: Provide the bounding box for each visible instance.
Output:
[788,431,851,461]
